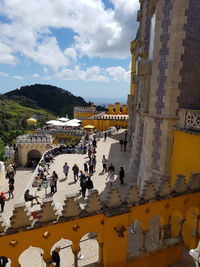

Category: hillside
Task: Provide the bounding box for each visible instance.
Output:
[5,84,89,117]
[0,97,55,160]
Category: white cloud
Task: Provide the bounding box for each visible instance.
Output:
[0,71,9,77]
[0,42,16,64]
[32,73,39,78]
[106,66,130,82]
[54,65,129,83]
[0,0,139,68]
[13,75,23,80]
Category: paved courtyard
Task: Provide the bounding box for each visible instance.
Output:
[0,130,195,266]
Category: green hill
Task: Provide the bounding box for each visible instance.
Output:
[0,96,55,160]
[5,84,89,117]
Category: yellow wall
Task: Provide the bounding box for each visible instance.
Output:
[0,192,199,266]
[171,130,200,184]
[82,119,128,131]
[74,111,96,119]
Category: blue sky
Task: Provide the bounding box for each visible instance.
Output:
[0,0,139,103]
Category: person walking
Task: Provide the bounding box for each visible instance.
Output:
[106,171,114,187]
[119,167,125,185]
[119,139,124,151]
[101,155,107,173]
[52,171,58,192]
[92,156,97,172]
[104,132,107,141]
[86,176,94,194]
[0,192,6,213]
[84,162,88,175]
[108,163,115,173]
[50,246,61,267]
[7,183,14,199]
[63,162,69,179]
[49,175,56,194]
[72,164,79,183]
[79,171,87,198]
[124,140,127,151]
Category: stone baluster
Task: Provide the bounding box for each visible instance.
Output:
[141,230,148,252]
[192,214,200,238]
[177,218,186,242]
[160,224,168,246]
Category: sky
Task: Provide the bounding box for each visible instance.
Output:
[0,0,139,104]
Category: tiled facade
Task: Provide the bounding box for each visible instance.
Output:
[178,0,200,110]
[128,0,200,187]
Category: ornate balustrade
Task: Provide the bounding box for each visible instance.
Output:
[36,129,85,137]
[179,109,200,131]
[0,173,200,266]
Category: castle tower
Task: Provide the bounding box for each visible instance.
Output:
[129,0,200,187]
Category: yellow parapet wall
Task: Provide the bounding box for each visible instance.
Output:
[0,183,199,266]
[171,129,200,185]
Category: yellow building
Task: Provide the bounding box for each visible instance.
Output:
[76,102,128,131]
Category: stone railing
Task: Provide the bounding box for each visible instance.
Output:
[74,107,97,112]
[179,109,200,131]
[0,173,200,266]
[16,134,53,144]
[36,129,85,137]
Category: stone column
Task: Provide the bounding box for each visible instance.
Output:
[98,242,104,266]
[192,214,200,239]
[177,219,186,242]
[141,229,148,252]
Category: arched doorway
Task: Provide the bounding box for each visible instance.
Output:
[19,246,45,266]
[27,150,42,167]
[51,238,74,267]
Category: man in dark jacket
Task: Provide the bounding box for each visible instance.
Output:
[50,246,61,267]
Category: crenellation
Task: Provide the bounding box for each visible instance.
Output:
[85,190,102,214]
[36,198,58,224]
[172,174,188,195]
[141,180,157,201]
[8,203,33,232]
[60,195,81,220]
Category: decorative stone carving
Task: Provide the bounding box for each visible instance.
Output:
[157,178,171,198]
[85,190,102,214]
[9,203,33,230]
[141,181,157,201]
[61,195,81,219]
[127,185,140,204]
[37,198,57,223]
[188,173,200,192]
[172,175,188,194]
[106,189,122,208]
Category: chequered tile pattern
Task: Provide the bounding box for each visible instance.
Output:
[134,121,144,170]
[144,0,151,52]
[155,0,173,115]
[178,0,200,110]
[151,118,162,171]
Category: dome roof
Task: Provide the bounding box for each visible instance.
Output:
[27,117,37,125]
